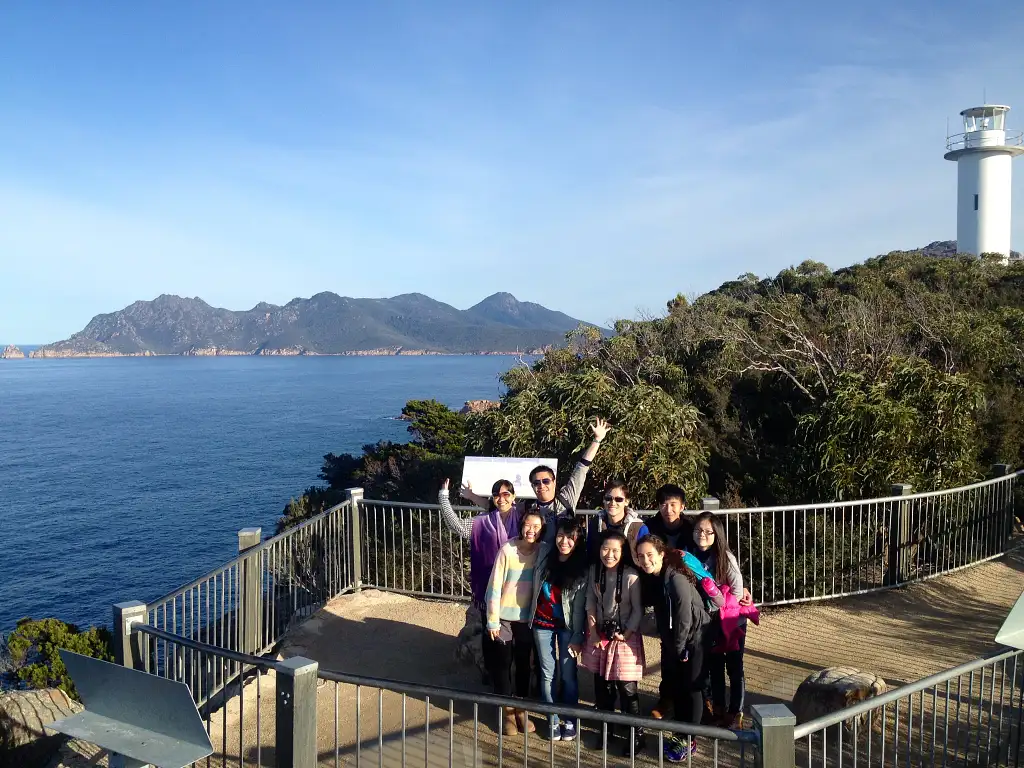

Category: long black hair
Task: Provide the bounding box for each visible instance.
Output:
[692,511,732,586]
[545,516,588,588]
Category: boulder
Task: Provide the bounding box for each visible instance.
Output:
[0,688,83,767]
[460,400,499,415]
[454,604,488,683]
[792,667,886,729]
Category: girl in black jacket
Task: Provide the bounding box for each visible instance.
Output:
[635,534,711,763]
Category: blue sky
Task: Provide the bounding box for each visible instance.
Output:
[2,2,1024,343]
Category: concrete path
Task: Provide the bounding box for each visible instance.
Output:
[203,549,1024,767]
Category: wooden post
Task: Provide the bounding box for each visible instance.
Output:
[346,488,365,591]
[238,527,262,654]
[887,484,913,585]
[112,600,147,670]
[752,703,796,768]
[275,656,319,768]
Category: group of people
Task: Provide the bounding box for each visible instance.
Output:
[438,418,759,763]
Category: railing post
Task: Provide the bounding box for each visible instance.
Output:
[346,488,364,591]
[752,703,796,768]
[887,484,913,585]
[702,497,721,511]
[991,464,1013,556]
[275,656,318,768]
[238,527,262,654]
[112,600,147,671]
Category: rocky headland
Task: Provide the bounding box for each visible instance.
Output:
[0,345,25,359]
[29,292,604,358]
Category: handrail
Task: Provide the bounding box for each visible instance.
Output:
[946,129,1024,151]
[365,469,1021,516]
[316,666,758,744]
[133,622,278,671]
[145,499,351,610]
[792,646,1022,738]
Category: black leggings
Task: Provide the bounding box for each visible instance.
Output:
[663,639,707,724]
[482,621,534,698]
[593,675,640,714]
[708,633,746,714]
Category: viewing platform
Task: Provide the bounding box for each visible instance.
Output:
[194,547,1023,767]
[57,469,1024,768]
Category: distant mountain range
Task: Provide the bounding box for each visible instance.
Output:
[28,292,604,357]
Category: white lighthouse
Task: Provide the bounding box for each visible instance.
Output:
[944,105,1023,261]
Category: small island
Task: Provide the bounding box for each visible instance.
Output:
[0,345,25,359]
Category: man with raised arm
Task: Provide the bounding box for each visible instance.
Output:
[457,417,611,543]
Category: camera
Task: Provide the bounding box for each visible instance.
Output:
[599,620,622,639]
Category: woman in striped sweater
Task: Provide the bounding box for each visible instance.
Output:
[485,507,546,736]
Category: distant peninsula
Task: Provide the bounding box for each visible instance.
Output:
[28,292,607,358]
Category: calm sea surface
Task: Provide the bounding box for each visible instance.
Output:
[0,356,518,634]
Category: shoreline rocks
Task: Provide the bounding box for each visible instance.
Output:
[26,348,539,359]
[0,345,25,359]
[460,400,500,415]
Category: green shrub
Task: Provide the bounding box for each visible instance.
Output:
[4,618,114,700]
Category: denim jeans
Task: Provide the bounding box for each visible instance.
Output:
[533,627,579,725]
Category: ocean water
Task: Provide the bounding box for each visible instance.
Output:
[0,356,518,634]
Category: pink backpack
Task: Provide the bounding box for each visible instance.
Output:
[711,584,760,653]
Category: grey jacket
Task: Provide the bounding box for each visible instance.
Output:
[526,541,588,646]
[529,459,592,546]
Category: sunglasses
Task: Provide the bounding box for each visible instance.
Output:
[531,477,554,487]
[493,491,513,500]
[603,495,626,504]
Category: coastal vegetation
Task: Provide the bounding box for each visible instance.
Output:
[0,618,113,700]
[293,247,1024,513]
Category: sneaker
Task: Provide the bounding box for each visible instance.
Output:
[664,736,696,763]
[560,720,577,741]
[549,721,562,742]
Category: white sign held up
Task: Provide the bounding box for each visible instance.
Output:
[461,456,558,500]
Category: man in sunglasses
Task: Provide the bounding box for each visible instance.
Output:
[461,416,611,544]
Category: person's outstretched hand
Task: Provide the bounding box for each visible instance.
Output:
[591,416,611,442]
[460,481,474,497]
[441,478,450,491]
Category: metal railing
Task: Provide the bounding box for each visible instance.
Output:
[143,499,356,693]
[360,469,1020,608]
[792,648,1024,768]
[135,623,278,767]
[946,130,1024,152]
[122,618,757,768]
[315,667,759,768]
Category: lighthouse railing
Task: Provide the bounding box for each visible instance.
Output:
[946,129,1024,152]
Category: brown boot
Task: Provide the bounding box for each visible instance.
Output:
[650,696,671,720]
[516,709,536,733]
[502,707,520,737]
